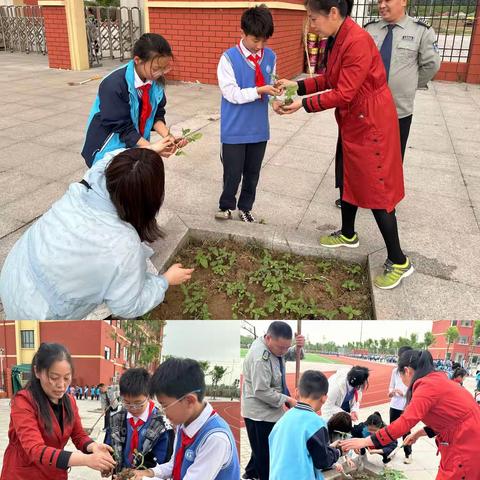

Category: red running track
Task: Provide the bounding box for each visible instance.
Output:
[211,401,240,452]
[240,355,395,428]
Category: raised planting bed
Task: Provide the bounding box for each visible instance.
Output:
[150,239,373,320]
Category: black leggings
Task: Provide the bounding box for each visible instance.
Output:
[340,188,406,265]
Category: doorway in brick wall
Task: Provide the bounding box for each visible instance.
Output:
[85,5,142,67]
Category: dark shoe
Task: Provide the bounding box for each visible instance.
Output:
[238,210,256,223]
[335,198,342,208]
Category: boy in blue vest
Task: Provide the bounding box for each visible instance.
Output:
[133,357,240,480]
[215,5,280,223]
[269,370,345,480]
[104,368,173,476]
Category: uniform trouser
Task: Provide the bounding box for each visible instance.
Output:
[398,114,413,161]
[390,407,412,457]
[219,142,267,212]
[243,417,275,480]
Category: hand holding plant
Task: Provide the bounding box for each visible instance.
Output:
[163,263,194,285]
[174,128,203,156]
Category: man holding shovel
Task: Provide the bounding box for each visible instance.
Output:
[241,321,305,480]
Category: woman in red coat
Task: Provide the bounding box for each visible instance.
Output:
[340,350,480,479]
[1,343,116,480]
[276,0,413,290]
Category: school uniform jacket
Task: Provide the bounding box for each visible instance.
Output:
[298,16,404,212]
[81,60,166,167]
[372,371,480,479]
[0,390,93,480]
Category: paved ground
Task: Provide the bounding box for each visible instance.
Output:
[1,53,480,319]
[0,395,239,479]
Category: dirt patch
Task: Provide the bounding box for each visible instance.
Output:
[150,239,373,320]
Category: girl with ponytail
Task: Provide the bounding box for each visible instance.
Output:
[341,349,480,479]
[0,343,116,480]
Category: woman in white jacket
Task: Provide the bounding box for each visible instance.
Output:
[322,366,370,421]
[0,140,193,319]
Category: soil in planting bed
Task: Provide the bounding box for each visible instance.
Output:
[150,239,373,320]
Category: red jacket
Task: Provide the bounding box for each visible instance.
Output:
[0,390,93,480]
[374,371,480,480]
[300,16,404,212]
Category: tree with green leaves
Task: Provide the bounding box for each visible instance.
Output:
[423,331,436,350]
[467,321,480,366]
[210,365,228,399]
[445,326,460,360]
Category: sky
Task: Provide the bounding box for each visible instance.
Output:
[162,320,240,384]
[241,320,433,345]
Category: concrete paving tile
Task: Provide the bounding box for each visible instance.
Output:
[267,144,334,174]
[0,214,24,239]
[0,170,51,206]
[0,181,66,223]
[0,141,56,171]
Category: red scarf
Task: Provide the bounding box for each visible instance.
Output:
[247,52,266,87]
[128,400,155,462]
[138,83,152,137]
[172,409,217,480]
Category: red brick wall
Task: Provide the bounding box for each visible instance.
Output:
[150,7,305,84]
[465,0,480,84]
[23,0,39,5]
[42,6,71,69]
[434,62,468,82]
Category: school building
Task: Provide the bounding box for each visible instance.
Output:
[0,320,132,398]
[1,0,480,84]
[429,320,480,366]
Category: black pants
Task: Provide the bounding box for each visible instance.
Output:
[390,407,412,457]
[398,115,413,162]
[219,142,267,212]
[244,417,275,480]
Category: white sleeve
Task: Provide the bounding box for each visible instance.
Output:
[323,378,345,419]
[217,55,260,104]
[151,452,175,479]
[104,241,169,318]
[389,369,396,394]
[183,432,232,480]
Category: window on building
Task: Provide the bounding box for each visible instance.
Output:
[115,342,120,359]
[458,336,468,345]
[451,320,457,326]
[461,321,472,327]
[20,330,34,349]
[472,356,479,365]
[104,346,111,360]
[123,346,128,362]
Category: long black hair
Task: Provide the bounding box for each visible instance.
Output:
[304,0,354,17]
[133,33,173,85]
[398,349,435,403]
[25,343,75,434]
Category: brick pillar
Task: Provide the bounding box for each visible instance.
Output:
[465,0,480,84]
[146,1,306,84]
[38,0,89,70]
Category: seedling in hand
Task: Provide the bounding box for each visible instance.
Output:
[174,128,203,156]
[270,73,298,107]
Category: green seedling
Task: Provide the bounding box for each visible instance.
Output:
[340,305,362,319]
[342,279,361,291]
[344,263,363,275]
[269,73,298,107]
[174,128,203,156]
[181,282,211,319]
[194,247,236,276]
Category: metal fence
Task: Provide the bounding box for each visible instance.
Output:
[352,0,477,62]
[85,6,142,67]
[0,5,47,55]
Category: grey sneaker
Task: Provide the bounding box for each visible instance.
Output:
[238,210,255,223]
[215,209,233,220]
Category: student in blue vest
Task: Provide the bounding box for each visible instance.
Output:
[215,5,281,223]
[132,358,240,480]
[82,33,187,167]
[104,368,173,477]
[269,370,344,480]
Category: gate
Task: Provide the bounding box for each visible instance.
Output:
[352,0,477,62]
[85,6,142,67]
[0,5,47,55]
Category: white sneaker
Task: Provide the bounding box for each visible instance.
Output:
[404,456,412,464]
[215,209,232,220]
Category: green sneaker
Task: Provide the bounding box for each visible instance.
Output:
[319,230,359,248]
[374,257,414,290]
